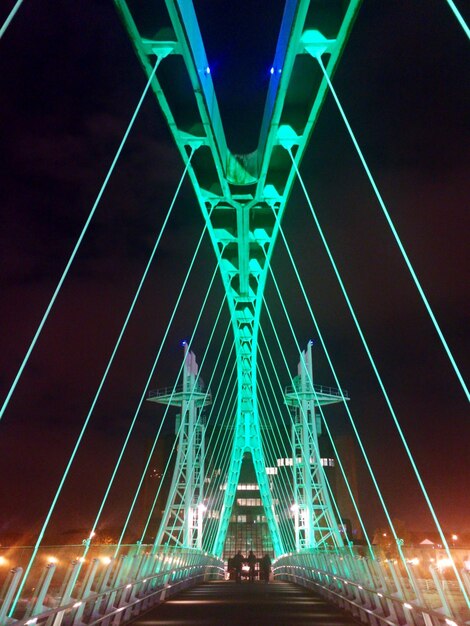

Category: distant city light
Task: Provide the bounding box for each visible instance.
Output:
[270,67,274,75]
[198,503,207,512]
[47,556,58,564]
[205,66,210,75]
[100,556,112,565]
[0,556,7,566]
[437,558,453,570]
[408,557,420,566]
[290,503,299,513]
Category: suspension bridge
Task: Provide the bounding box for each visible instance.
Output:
[0,0,469,625]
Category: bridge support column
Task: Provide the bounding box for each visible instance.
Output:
[149,345,210,549]
[286,341,345,551]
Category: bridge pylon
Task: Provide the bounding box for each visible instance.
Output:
[115,0,362,559]
[148,344,211,549]
[285,340,348,551]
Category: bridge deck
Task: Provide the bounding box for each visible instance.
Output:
[132,580,360,625]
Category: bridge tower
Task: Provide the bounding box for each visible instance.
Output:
[115,0,362,557]
[285,341,347,551]
[148,345,211,549]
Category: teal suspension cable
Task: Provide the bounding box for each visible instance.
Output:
[67,146,197,548]
[445,0,470,38]
[287,148,469,606]
[0,0,23,39]
[264,245,374,555]
[0,57,162,422]
[261,298,353,554]
[202,390,238,551]
[8,132,191,614]
[161,303,230,545]
[115,263,220,553]
[315,55,469,402]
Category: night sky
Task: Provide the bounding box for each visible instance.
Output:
[0,0,468,543]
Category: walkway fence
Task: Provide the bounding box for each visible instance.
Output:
[0,545,223,626]
[274,551,470,626]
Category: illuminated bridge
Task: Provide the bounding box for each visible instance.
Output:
[0,1,469,625]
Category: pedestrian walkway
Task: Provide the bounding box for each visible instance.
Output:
[131,580,360,625]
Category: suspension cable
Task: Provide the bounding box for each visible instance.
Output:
[259,312,354,555]
[0,0,24,39]
[158,308,231,546]
[445,0,470,38]
[114,263,220,553]
[261,295,347,553]
[0,56,162,422]
[283,150,469,604]
[261,273,371,557]
[8,133,192,614]
[313,55,469,402]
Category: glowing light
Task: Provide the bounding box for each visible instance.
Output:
[290,503,299,513]
[270,67,274,75]
[100,556,112,565]
[205,66,210,75]
[47,556,58,565]
[451,534,458,541]
[408,557,420,566]
[73,602,82,608]
[198,503,207,512]
[0,556,8,566]
[377,593,383,598]
[445,620,458,626]
[437,558,453,569]
[25,620,37,625]
[403,603,413,610]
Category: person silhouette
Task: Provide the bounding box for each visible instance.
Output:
[247,550,257,582]
[232,551,244,583]
[260,554,271,583]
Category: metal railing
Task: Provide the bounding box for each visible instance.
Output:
[148,383,207,399]
[0,545,224,626]
[284,382,349,400]
[274,551,470,626]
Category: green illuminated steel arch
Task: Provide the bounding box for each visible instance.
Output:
[114,0,361,557]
